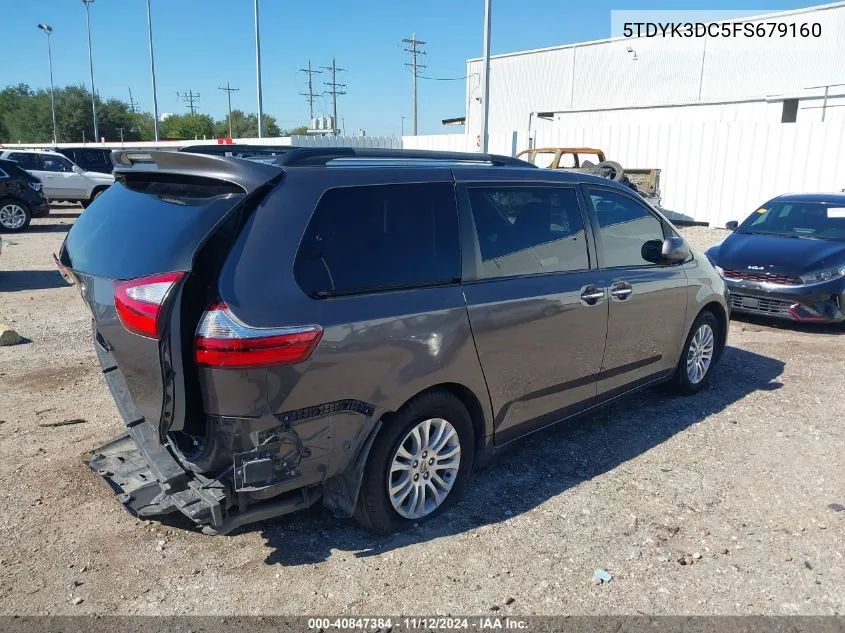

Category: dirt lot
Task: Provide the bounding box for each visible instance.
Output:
[0,211,843,616]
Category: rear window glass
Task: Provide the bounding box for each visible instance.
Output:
[61,180,245,280]
[0,160,35,181]
[294,183,460,296]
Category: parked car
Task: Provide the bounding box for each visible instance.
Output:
[56,147,728,535]
[0,158,51,232]
[0,149,114,207]
[706,193,845,323]
[53,147,114,174]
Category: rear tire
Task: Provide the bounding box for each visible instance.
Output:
[671,311,720,395]
[0,198,31,233]
[355,390,475,534]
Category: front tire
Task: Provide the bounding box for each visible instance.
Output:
[81,187,105,209]
[0,198,31,232]
[355,390,475,534]
[671,311,720,395]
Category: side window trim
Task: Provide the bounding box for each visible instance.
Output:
[0,168,8,179]
[457,182,595,283]
[583,183,671,270]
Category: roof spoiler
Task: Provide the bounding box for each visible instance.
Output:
[111,150,284,195]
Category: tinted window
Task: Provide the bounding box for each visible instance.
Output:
[8,153,39,170]
[80,149,109,167]
[466,186,589,279]
[588,188,665,268]
[294,183,460,296]
[40,155,74,172]
[61,180,245,279]
[0,160,38,182]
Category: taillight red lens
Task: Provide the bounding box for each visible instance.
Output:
[114,271,185,339]
[195,302,322,369]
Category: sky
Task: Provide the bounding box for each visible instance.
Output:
[1,0,829,137]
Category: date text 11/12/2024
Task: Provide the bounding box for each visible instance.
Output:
[307,617,530,630]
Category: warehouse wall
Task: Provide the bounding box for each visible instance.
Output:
[531,120,845,226]
[466,3,845,139]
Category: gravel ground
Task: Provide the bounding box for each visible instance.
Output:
[0,210,843,616]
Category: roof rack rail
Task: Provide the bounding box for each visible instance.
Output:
[270,147,533,168]
[111,149,282,195]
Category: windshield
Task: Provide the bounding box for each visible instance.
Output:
[737,200,845,240]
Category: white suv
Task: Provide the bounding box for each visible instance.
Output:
[0,149,114,207]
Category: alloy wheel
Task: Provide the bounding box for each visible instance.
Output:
[387,417,461,520]
[686,323,715,385]
[0,203,27,230]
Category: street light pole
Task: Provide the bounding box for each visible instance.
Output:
[82,0,99,143]
[254,0,264,138]
[37,24,58,144]
[479,0,492,154]
[146,0,160,141]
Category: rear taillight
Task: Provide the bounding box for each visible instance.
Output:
[52,253,75,286]
[195,302,322,369]
[114,271,185,339]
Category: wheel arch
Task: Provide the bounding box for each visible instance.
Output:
[386,382,490,464]
[699,300,729,359]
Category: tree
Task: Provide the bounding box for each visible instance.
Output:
[286,125,309,136]
[0,82,286,143]
[160,113,214,140]
[213,110,281,138]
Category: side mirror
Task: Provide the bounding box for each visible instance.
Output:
[725,220,738,230]
[661,236,689,264]
[72,165,83,174]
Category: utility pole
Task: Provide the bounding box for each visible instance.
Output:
[479,0,492,153]
[253,0,264,137]
[402,33,427,136]
[128,87,139,112]
[218,83,240,137]
[82,0,99,142]
[401,115,405,137]
[37,24,58,144]
[146,0,160,141]
[299,60,322,121]
[322,58,346,136]
[176,90,200,114]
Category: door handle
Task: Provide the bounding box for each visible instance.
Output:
[580,286,605,305]
[609,281,633,300]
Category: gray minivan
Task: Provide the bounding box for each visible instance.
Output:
[57,148,729,535]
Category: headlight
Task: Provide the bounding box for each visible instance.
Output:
[798,265,845,285]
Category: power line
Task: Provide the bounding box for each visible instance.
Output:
[218,82,240,137]
[418,74,470,81]
[321,58,346,136]
[299,60,322,121]
[176,90,200,114]
[402,33,427,135]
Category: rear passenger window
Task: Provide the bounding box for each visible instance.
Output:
[588,188,666,268]
[294,183,460,296]
[8,153,39,170]
[466,186,589,279]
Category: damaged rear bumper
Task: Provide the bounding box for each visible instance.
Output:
[87,421,322,535]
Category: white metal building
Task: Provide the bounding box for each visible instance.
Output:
[463,2,845,142]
